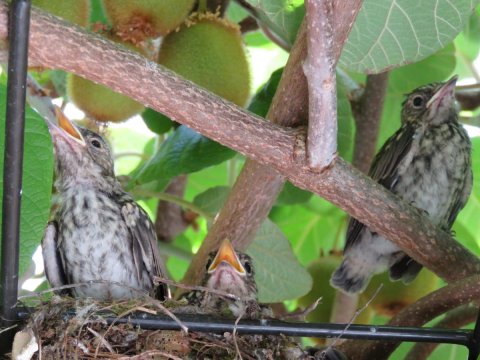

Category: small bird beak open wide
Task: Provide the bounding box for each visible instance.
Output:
[208,239,246,275]
[426,75,457,111]
[50,106,85,145]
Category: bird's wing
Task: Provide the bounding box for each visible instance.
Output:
[345,124,416,250]
[446,153,473,229]
[120,199,169,299]
[41,221,68,289]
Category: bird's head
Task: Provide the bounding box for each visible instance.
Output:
[203,239,257,301]
[47,107,115,190]
[401,76,458,126]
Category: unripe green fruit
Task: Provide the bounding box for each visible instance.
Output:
[158,13,250,107]
[32,0,90,27]
[67,36,145,122]
[362,269,439,317]
[103,0,195,38]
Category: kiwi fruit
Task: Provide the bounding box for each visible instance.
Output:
[103,0,195,39]
[362,269,439,317]
[67,35,145,122]
[158,13,250,107]
[32,0,90,27]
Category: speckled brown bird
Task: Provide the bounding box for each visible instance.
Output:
[42,108,168,300]
[331,76,472,294]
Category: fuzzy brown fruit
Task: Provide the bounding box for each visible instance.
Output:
[67,36,145,122]
[158,13,250,107]
[103,0,195,41]
[362,269,439,317]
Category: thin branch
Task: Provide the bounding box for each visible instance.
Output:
[339,275,480,360]
[304,0,337,169]
[8,4,480,287]
[405,305,478,360]
[350,72,389,173]
[154,175,190,243]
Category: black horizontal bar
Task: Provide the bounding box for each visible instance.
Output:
[19,308,470,347]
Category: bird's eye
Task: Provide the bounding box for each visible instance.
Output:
[91,139,102,148]
[244,261,252,274]
[412,96,424,108]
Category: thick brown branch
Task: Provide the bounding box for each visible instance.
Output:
[9,4,480,286]
[351,72,389,173]
[456,86,480,111]
[304,0,337,169]
[405,305,478,360]
[182,0,362,286]
[339,275,480,360]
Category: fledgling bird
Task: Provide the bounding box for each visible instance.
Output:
[42,108,169,300]
[331,76,472,294]
[182,239,261,318]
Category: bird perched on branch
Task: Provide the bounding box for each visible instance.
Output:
[331,76,472,294]
[182,239,261,318]
[41,108,168,300]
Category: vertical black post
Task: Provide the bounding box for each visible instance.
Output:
[468,309,480,360]
[0,0,31,353]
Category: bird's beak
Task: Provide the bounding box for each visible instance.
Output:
[50,106,85,145]
[426,75,457,110]
[208,239,246,275]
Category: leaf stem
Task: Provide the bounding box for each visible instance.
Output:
[132,188,213,220]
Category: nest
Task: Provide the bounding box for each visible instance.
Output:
[11,296,313,359]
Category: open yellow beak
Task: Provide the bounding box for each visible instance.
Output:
[208,239,246,275]
[54,106,84,143]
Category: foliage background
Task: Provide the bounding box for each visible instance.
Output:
[1,1,480,358]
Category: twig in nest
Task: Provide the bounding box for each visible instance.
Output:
[283,297,322,321]
[323,284,383,356]
[148,298,189,334]
[87,326,114,354]
[155,276,240,301]
[117,350,184,360]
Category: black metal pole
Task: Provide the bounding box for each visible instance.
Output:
[0,0,31,353]
[468,309,480,360]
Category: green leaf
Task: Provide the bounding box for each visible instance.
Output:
[245,0,305,46]
[131,125,235,191]
[247,219,312,302]
[142,108,174,135]
[248,67,283,117]
[340,0,475,73]
[193,186,230,215]
[0,84,54,277]
[276,181,312,205]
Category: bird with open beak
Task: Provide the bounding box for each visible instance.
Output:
[41,107,168,300]
[331,76,472,294]
[182,239,260,318]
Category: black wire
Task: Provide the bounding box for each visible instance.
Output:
[0,0,31,355]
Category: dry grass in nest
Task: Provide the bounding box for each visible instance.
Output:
[11,296,307,359]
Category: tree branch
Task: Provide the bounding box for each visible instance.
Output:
[304,0,337,169]
[405,305,478,360]
[339,275,480,359]
[154,175,189,243]
[8,4,480,286]
[351,72,389,173]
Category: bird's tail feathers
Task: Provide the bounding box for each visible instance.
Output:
[389,256,423,284]
[330,259,373,294]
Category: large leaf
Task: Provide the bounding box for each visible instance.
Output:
[130,125,235,191]
[247,219,312,302]
[193,186,230,215]
[0,83,54,277]
[340,0,475,73]
[245,0,305,46]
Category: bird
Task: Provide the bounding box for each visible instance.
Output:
[330,76,472,294]
[181,239,261,319]
[41,107,169,300]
